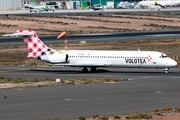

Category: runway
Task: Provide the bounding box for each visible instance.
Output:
[0,66,180,120]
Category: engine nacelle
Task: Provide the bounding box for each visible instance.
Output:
[41,51,69,63]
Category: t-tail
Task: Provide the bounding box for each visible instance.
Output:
[3,30,53,59]
[32,0,38,7]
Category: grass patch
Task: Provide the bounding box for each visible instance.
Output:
[113,115,120,119]
[0,77,56,84]
[0,77,128,89]
[0,77,129,84]
[78,116,86,120]
[174,107,180,112]
[161,107,173,113]
[0,77,26,83]
[126,113,152,119]
[73,78,128,85]
[98,114,109,120]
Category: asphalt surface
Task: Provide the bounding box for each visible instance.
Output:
[0,67,180,120]
[0,8,180,16]
[0,9,180,120]
[1,32,180,46]
[0,66,178,79]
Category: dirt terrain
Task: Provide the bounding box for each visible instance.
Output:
[149,113,180,120]
[0,13,180,120]
[0,13,180,35]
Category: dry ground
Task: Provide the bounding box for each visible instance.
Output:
[0,13,180,35]
[149,113,180,120]
[0,13,180,120]
[109,113,180,120]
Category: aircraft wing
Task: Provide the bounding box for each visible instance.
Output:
[54,62,111,67]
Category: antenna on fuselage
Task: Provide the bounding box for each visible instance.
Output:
[57,31,67,50]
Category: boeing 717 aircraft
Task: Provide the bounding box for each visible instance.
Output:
[3,30,177,73]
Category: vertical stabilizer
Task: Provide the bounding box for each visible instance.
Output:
[32,0,38,6]
[3,30,52,59]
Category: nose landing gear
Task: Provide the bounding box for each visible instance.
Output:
[165,68,169,73]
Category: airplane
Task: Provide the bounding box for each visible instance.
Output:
[25,0,54,13]
[92,5,104,11]
[3,30,177,73]
[135,1,162,10]
[136,0,180,10]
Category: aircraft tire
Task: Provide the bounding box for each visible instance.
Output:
[82,67,88,73]
[165,68,169,73]
[90,67,97,72]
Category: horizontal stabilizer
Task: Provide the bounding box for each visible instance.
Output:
[3,32,33,37]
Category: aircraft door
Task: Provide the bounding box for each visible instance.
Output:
[152,58,157,65]
[148,55,156,66]
[65,54,70,63]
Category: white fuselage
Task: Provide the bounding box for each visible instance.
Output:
[41,50,177,68]
[139,0,180,7]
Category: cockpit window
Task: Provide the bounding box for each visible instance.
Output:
[160,54,169,58]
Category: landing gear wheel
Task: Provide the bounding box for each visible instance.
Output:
[90,67,97,72]
[165,70,169,74]
[165,68,169,74]
[82,67,88,73]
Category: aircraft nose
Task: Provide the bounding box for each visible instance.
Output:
[171,60,177,67]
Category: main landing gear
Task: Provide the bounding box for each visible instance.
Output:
[82,67,88,73]
[90,67,97,72]
[165,68,169,74]
[82,67,97,73]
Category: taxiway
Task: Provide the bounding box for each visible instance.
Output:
[0,67,180,120]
